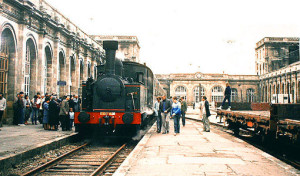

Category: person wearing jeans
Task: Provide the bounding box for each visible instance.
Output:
[31,95,40,125]
[171,97,181,136]
[154,97,162,133]
[202,96,211,132]
[180,97,187,127]
[159,95,171,134]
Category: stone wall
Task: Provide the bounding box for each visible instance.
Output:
[0,0,103,123]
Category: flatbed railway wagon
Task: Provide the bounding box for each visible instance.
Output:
[217,104,300,144]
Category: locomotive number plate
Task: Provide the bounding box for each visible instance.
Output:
[100,112,116,115]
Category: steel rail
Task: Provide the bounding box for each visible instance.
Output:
[22,142,89,176]
[90,143,127,176]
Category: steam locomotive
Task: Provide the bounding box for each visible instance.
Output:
[74,41,164,135]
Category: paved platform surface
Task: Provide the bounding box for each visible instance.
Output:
[0,124,76,172]
[0,125,76,157]
[115,107,299,176]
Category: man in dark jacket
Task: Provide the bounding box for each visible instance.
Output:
[59,96,70,131]
[202,96,211,132]
[68,95,75,111]
[159,95,171,134]
[49,97,59,130]
[180,97,187,127]
[220,83,231,110]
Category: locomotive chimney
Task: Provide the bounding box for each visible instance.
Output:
[103,41,118,75]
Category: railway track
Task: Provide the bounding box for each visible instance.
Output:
[186,116,300,170]
[22,142,129,176]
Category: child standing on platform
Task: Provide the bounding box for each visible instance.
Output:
[69,108,75,130]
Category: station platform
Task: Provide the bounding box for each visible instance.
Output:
[0,124,77,172]
[115,108,299,176]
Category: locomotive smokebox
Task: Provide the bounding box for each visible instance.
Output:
[103,41,118,75]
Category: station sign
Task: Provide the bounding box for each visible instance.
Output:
[57,81,66,86]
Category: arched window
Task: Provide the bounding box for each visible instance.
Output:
[211,86,223,102]
[264,86,267,102]
[247,88,255,102]
[94,65,97,79]
[292,82,295,103]
[282,83,285,94]
[175,86,187,100]
[87,62,91,78]
[0,27,17,101]
[231,88,238,102]
[25,38,37,97]
[193,86,205,103]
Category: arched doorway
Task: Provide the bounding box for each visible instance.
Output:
[87,62,91,78]
[193,86,205,103]
[231,88,238,102]
[94,65,97,79]
[44,45,52,94]
[175,86,187,100]
[0,27,16,101]
[25,38,37,97]
[211,86,223,102]
[247,88,255,102]
[58,51,66,97]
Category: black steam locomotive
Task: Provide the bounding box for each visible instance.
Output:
[74,41,163,134]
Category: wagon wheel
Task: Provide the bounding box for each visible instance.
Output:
[233,125,240,136]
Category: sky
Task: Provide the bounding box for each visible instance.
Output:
[46,0,300,75]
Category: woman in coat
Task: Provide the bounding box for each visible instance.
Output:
[48,97,60,130]
[42,98,50,130]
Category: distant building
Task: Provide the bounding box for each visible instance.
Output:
[255,37,299,75]
[256,38,300,103]
[156,73,259,105]
[91,35,140,63]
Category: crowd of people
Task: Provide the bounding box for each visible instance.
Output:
[153,84,232,135]
[153,95,211,136]
[12,92,81,131]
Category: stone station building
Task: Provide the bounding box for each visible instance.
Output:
[157,73,259,106]
[157,37,300,105]
[0,0,107,122]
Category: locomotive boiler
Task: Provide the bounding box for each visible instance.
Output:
[74,41,161,135]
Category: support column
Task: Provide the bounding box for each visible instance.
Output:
[36,34,44,96]
[52,40,58,95]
